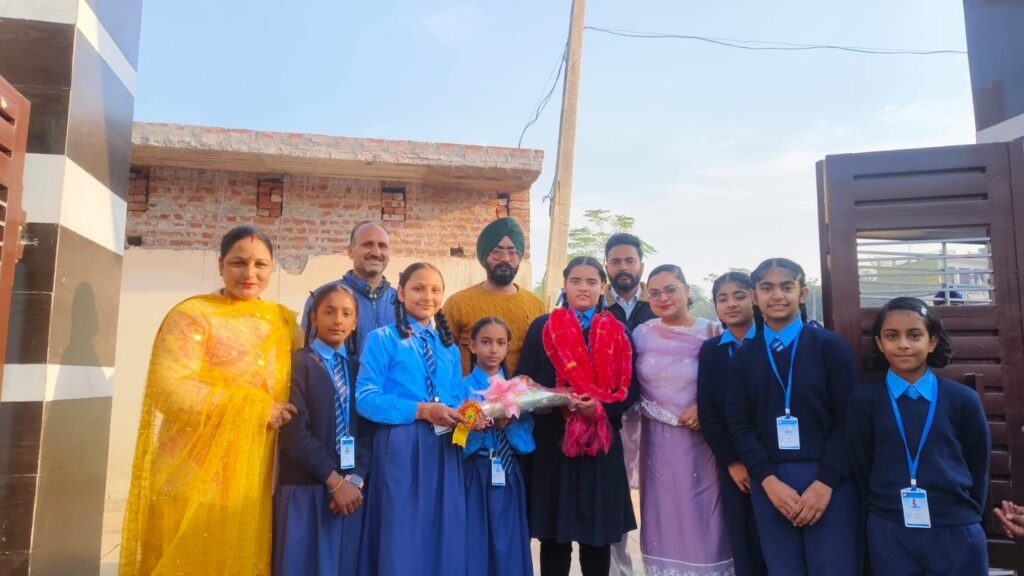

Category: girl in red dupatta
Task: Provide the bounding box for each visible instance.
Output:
[516,256,638,576]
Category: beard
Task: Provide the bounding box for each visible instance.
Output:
[486,262,518,287]
[612,271,640,293]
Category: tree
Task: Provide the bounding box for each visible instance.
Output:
[568,209,656,260]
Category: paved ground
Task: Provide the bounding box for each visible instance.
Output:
[99,493,643,575]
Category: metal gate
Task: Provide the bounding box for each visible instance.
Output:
[0,75,30,399]
[818,141,1024,570]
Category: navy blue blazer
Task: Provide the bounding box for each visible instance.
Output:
[697,335,741,467]
[278,347,375,485]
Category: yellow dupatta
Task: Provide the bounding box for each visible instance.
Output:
[119,295,297,576]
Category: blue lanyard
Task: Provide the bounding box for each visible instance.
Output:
[887,375,938,486]
[765,328,802,415]
[334,358,351,437]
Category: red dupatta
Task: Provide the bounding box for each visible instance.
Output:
[542,308,632,456]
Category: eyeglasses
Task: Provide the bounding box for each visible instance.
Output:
[489,247,521,260]
[648,284,685,300]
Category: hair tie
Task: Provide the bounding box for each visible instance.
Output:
[920,306,928,316]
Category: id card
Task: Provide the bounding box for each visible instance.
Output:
[433,424,452,436]
[491,457,506,487]
[339,436,355,470]
[776,415,801,450]
[900,487,931,528]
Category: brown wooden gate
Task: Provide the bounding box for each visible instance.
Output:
[0,75,30,399]
[818,141,1024,570]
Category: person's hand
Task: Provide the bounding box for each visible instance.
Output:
[326,473,363,516]
[677,405,700,430]
[792,481,833,527]
[492,416,513,430]
[573,394,598,420]
[762,475,802,521]
[727,461,751,493]
[995,500,1024,539]
[416,402,466,427]
[268,402,298,430]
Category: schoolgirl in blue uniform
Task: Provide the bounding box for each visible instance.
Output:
[274,282,371,576]
[697,271,767,576]
[847,297,990,575]
[463,317,535,576]
[725,258,862,576]
[356,262,470,576]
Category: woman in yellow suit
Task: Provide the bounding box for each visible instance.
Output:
[120,226,300,576]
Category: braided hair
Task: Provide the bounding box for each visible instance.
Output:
[468,317,512,375]
[395,262,454,347]
[303,282,359,355]
[750,258,808,331]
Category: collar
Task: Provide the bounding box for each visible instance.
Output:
[409,319,437,338]
[886,369,936,402]
[470,366,504,387]
[573,307,597,323]
[343,270,390,296]
[311,337,347,361]
[604,282,648,307]
[763,317,804,348]
[720,324,756,347]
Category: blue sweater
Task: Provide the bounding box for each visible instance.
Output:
[726,325,858,488]
[278,347,374,485]
[846,375,990,527]
[697,335,741,467]
[356,322,466,425]
[302,271,398,354]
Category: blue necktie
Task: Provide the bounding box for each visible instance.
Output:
[771,336,785,352]
[417,331,438,400]
[494,429,515,469]
[576,311,592,330]
[331,352,348,454]
[905,386,921,400]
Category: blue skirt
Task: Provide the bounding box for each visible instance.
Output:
[464,454,533,576]
[272,484,364,576]
[361,421,467,576]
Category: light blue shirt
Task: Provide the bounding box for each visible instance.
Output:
[575,306,597,329]
[719,324,756,347]
[886,369,937,402]
[763,317,804,349]
[356,322,466,425]
[310,337,347,371]
[606,288,639,319]
[462,367,536,457]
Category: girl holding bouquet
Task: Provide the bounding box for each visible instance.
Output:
[463,317,535,575]
[516,256,639,576]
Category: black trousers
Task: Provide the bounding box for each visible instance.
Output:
[539,540,611,576]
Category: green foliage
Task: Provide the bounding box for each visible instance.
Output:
[568,209,657,260]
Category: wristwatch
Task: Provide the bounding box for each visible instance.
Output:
[345,474,364,490]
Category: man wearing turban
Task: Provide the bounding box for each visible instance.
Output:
[442,217,547,375]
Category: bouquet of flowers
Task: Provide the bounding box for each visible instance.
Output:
[452,374,573,448]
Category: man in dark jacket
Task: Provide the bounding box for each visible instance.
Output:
[604,233,654,333]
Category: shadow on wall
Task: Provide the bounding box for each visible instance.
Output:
[61,282,101,366]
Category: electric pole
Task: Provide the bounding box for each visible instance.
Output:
[542,0,587,308]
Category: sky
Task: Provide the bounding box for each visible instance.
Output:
[133,0,976,289]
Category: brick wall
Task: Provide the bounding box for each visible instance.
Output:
[126,166,532,272]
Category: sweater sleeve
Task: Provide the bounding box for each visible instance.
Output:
[845,384,875,498]
[726,351,777,484]
[514,317,546,380]
[698,340,739,466]
[815,336,858,488]
[959,385,992,514]
[279,352,337,484]
[350,361,375,480]
[355,329,420,425]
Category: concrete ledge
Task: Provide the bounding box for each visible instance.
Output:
[131,123,544,191]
